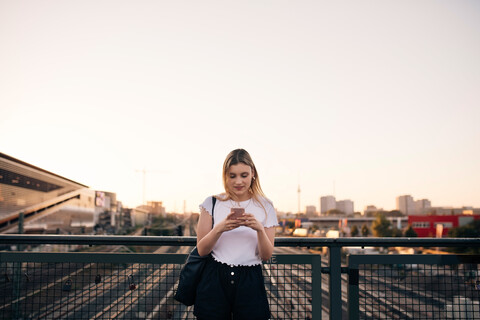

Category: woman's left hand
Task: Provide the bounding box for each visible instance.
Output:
[240,213,263,232]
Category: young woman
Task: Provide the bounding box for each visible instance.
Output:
[194,149,278,320]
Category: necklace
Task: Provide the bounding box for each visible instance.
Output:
[229,198,252,210]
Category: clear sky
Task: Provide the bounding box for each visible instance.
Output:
[1,1,479,214]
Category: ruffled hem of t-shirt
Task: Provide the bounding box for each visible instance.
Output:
[212,255,262,267]
[264,223,280,228]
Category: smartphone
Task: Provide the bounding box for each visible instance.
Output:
[230,208,245,219]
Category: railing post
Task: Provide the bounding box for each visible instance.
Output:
[312,254,322,320]
[329,245,342,320]
[347,258,359,320]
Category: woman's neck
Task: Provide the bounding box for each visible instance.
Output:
[231,194,252,202]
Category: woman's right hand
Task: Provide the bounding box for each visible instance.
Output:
[215,212,243,233]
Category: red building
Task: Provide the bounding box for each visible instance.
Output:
[408,215,480,237]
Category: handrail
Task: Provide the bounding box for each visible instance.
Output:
[1,234,479,320]
[1,235,480,247]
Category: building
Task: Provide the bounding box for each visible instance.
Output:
[396,195,415,215]
[309,216,408,236]
[94,191,121,233]
[397,195,433,215]
[320,196,336,215]
[0,152,96,234]
[363,205,383,216]
[426,207,480,215]
[336,199,354,215]
[147,201,166,216]
[0,152,124,234]
[409,214,480,237]
[305,205,316,216]
[414,199,431,215]
[131,207,150,226]
[127,201,167,227]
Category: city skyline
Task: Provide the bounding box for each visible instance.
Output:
[1,149,478,215]
[1,1,479,213]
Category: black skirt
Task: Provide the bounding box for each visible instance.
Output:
[194,256,270,320]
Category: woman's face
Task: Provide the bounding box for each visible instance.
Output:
[226,163,254,201]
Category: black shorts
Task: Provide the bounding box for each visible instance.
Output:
[194,257,270,320]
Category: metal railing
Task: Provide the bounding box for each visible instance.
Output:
[0,235,479,319]
[348,254,480,319]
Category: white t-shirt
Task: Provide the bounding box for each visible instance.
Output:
[199,195,279,266]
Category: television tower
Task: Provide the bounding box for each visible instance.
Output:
[297,184,301,214]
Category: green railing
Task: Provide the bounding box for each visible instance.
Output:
[347,254,480,319]
[0,235,479,319]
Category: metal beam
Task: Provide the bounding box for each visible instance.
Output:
[1,235,479,247]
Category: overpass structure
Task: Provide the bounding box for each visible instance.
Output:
[0,152,92,234]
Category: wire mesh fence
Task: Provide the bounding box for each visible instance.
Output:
[0,253,320,320]
[264,255,320,320]
[348,255,480,320]
[2,236,480,320]
[0,261,178,319]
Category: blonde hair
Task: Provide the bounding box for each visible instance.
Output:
[220,149,269,214]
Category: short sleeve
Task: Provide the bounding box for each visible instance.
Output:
[199,196,214,216]
[264,202,279,228]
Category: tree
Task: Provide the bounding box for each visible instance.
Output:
[361,224,370,237]
[350,225,359,237]
[392,228,403,237]
[385,210,404,217]
[366,210,388,217]
[326,209,344,216]
[372,213,393,237]
[448,220,480,238]
[447,220,480,254]
[404,225,418,237]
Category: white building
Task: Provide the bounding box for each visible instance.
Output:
[306,205,316,216]
[320,196,336,215]
[415,199,431,215]
[336,200,354,215]
[131,207,150,226]
[396,195,415,215]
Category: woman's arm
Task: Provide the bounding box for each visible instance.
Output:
[256,227,275,261]
[242,214,275,261]
[196,208,242,256]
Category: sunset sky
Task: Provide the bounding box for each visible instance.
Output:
[1,1,479,213]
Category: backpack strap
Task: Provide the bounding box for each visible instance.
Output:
[211,196,217,228]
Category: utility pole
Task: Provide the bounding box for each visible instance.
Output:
[135,168,167,206]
